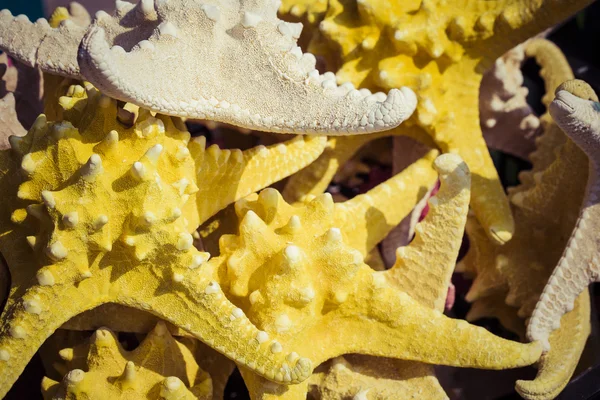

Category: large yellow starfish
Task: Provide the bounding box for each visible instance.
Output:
[42,323,213,399]
[0,84,329,396]
[280,0,593,244]
[208,154,542,399]
[460,41,594,400]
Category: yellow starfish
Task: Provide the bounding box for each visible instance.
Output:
[41,323,213,399]
[460,41,594,400]
[211,154,541,399]
[280,0,593,244]
[0,84,329,396]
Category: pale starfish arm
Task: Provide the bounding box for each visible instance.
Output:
[384,153,471,310]
[517,290,591,400]
[528,87,600,347]
[0,93,26,149]
[115,262,313,385]
[77,1,417,134]
[282,135,375,203]
[308,285,542,368]
[0,10,84,78]
[339,149,439,256]
[191,135,327,224]
[0,280,106,398]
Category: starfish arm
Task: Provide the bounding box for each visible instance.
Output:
[191,135,327,224]
[338,149,439,256]
[239,366,310,400]
[282,135,376,203]
[0,10,84,78]
[528,87,600,347]
[115,257,313,385]
[307,285,542,369]
[384,153,470,310]
[0,93,26,149]
[77,1,417,134]
[517,290,591,400]
[0,278,106,398]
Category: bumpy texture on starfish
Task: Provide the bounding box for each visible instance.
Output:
[0,83,331,396]
[460,49,594,399]
[281,0,593,244]
[527,80,600,349]
[41,323,213,399]
[0,1,418,134]
[214,154,542,399]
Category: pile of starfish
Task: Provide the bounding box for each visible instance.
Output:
[0,0,598,399]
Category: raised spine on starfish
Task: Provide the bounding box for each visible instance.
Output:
[528,80,600,349]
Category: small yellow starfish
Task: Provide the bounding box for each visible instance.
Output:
[41,323,213,399]
[212,154,541,399]
[0,84,328,396]
[281,0,593,244]
[460,41,594,400]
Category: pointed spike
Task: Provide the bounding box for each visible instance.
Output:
[104,130,119,146]
[21,154,37,174]
[283,215,301,233]
[325,227,342,243]
[144,144,163,165]
[131,161,146,180]
[47,241,68,260]
[58,348,74,361]
[94,215,109,230]
[176,233,193,251]
[284,245,301,264]
[65,369,85,386]
[26,236,37,248]
[82,154,104,181]
[241,11,261,28]
[201,4,220,21]
[41,191,56,209]
[62,212,79,228]
[26,204,45,219]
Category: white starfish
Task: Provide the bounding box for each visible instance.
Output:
[528,81,600,349]
[0,0,417,134]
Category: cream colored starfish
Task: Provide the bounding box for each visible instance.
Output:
[217,154,541,399]
[0,0,418,134]
[42,323,213,399]
[281,0,593,244]
[527,81,600,349]
[0,83,329,396]
[459,46,595,398]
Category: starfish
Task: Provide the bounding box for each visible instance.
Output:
[41,323,213,399]
[527,81,600,349]
[459,43,595,399]
[0,1,418,135]
[210,154,542,399]
[280,0,592,244]
[0,83,330,396]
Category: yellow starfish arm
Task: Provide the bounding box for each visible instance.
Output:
[280,0,328,26]
[301,282,542,368]
[0,281,106,397]
[528,82,600,347]
[282,135,376,203]
[190,135,327,225]
[385,153,470,310]
[517,290,591,400]
[42,323,212,400]
[337,149,439,256]
[239,367,310,400]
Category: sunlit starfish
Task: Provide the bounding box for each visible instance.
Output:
[0,0,418,134]
[280,0,593,244]
[0,84,329,396]
[214,154,541,399]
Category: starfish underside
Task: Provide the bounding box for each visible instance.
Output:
[212,154,541,399]
[0,0,418,134]
[280,0,593,244]
[0,82,334,396]
[461,41,595,399]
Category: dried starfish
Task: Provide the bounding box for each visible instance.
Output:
[217,154,542,399]
[460,62,595,399]
[282,0,592,244]
[41,323,213,399]
[527,81,600,349]
[0,0,418,134]
[0,84,329,396]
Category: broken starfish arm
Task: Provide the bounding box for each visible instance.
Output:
[77,0,417,134]
[528,84,600,348]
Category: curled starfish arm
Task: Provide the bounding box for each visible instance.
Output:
[338,149,439,256]
[0,277,106,398]
[384,153,471,310]
[77,1,417,134]
[528,86,600,348]
[308,285,542,369]
[282,135,376,203]
[517,290,591,400]
[0,10,84,78]
[114,257,313,385]
[191,135,327,224]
